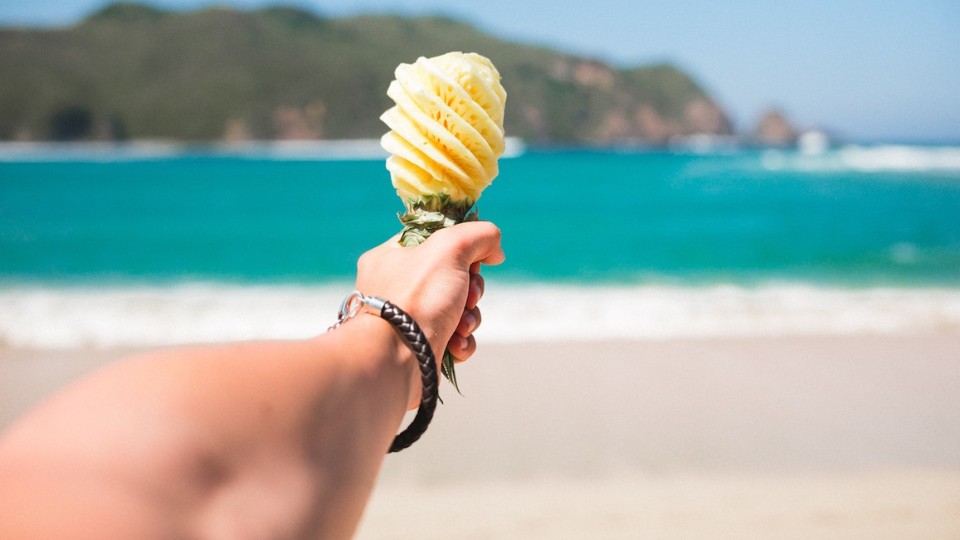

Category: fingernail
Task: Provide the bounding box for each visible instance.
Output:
[463,311,477,332]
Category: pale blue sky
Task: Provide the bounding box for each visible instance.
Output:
[3,0,958,142]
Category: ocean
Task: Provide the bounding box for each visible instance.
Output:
[2,142,960,348]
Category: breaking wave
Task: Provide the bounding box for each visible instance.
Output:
[2,282,959,350]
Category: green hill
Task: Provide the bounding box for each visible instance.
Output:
[0,2,732,144]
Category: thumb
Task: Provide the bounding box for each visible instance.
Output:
[431,221,505,268]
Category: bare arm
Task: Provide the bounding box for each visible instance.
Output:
[0,222,504,540]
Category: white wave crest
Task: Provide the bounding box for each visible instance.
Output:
[482,284,960,342]
[2,283,960,350]
[838,145,960,172]
[761,145,960,173]
[0,284,348,350]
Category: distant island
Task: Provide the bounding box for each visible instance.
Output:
[0,2,740,146]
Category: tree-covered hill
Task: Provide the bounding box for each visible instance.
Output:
[0,2,732,144]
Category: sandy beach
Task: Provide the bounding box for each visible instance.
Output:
[3,333,959,538]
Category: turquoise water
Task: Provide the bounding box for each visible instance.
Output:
[2,145,960,286]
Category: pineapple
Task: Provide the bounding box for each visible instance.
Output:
[380,52,507,393]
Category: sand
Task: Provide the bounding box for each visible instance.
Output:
[359,335,960,539]
[3,334,959,538]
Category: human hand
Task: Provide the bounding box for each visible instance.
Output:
[355,221,504,367]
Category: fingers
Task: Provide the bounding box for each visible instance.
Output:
[449,306,482,362]
[448,334,477,363]
[455,306,481,337]
[466,273,484,310]
[449,237,490,362]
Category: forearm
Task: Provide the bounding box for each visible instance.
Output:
[0,314,417,539]
[0,222,503,539]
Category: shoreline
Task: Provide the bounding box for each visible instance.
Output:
[3,283,960,349]
[0,137,527,161]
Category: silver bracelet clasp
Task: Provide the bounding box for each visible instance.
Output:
[331,290,388,330]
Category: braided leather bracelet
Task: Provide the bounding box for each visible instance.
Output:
[331,291,439,453]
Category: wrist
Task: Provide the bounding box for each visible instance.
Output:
[326,292,441,449]
[329,306,421,408]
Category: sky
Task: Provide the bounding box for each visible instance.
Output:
[2,0,959,143]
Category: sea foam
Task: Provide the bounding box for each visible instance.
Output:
[760,144,960,173]
[2,283,959,350]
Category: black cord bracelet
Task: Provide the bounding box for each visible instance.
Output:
[331,291,439,453]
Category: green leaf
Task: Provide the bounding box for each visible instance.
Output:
[440,350,462,396]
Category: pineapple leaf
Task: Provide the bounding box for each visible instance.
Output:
[440,350,462,396]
